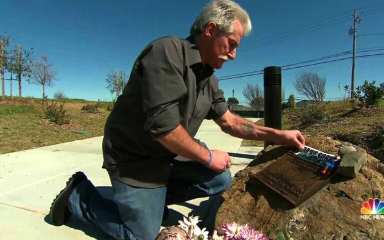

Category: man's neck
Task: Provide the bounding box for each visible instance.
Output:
[194,34,208,65]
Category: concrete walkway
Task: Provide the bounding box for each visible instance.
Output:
[0,118,263,239]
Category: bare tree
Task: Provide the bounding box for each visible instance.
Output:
[294,71,326,102]
[243,83,264,117]
[29,55,57,99]
[1,35,11,99]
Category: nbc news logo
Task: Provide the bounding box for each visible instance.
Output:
[360,198,384,220]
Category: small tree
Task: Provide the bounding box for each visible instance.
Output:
[29,55,57,100]
[355,80,384,108]
[243,83,264,117]
[338,83,351,100]
[294,71,326,102]
[288,94,296,109]
[53,91,66,99]
[6,45,17,99]
[106,69,126,97]
[9,45,34,99]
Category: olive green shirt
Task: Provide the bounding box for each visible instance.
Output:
[102,36,227,188]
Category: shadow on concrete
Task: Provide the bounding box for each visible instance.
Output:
[161,208,185,227]
[44,215,113,240]
[162,196,221,233]
[228,152,256,159]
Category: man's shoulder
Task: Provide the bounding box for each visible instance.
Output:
[150,36,185,48]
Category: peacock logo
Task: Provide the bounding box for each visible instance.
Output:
[360,198,384,220]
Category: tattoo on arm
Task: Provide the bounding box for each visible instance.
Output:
[241,123,255,135]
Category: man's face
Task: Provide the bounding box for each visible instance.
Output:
[206,19,244,69]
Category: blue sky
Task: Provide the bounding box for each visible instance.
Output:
[1,0,383,104]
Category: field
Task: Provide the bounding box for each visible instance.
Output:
[0,98,109,154]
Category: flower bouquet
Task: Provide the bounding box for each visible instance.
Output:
[156,216,268,240]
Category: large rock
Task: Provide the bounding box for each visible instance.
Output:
[337,150,367,178]
[216,137,384,240]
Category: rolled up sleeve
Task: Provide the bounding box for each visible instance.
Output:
[140,38,187,139]
[206,76,228,120]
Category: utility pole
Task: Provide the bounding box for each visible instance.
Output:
[350,9,361,98]
[10,74,13,99]
[115,69,119,98]
[18,45,22,99]
[232,89,234,98]
[1,41,4,99]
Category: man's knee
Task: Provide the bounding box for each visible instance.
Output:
[213,169,232,194]
[222,169,232,190]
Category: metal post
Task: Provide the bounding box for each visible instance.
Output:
[115,69,119,98]
[264,66,282,147]
[351,9,359,98]
[1,41,5,99]
[18,45,22,99]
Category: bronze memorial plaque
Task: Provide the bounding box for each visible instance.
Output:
[255,146,341,207]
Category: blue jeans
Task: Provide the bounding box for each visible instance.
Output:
[68,161,232,240]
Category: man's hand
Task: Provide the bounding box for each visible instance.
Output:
[207,150,232,173]
[277,130,305,150]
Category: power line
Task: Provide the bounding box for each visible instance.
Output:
[356,2,384,12]
[241,16,351,51]
[218,52,384,81]
[219,46,384,80]
[243,12,351,46]
[359,32,384,37]
[361,6,384,15]
[239,4,384,52]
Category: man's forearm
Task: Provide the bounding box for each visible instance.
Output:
[156,125,210,164]
[222,116,280,142]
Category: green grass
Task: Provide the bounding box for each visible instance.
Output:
[0,98,109,154]
[0,104,36,116]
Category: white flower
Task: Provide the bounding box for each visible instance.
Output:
[194,226,209,240]
[178,215,201,239]
[178,215,200,228]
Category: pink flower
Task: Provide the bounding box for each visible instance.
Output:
[240,226,267,240]
[216,224,268,240]
[218,223,243,239]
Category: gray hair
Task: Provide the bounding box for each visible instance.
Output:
[190,0,252,36]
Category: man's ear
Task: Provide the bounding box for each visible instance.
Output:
[205,22,217,38]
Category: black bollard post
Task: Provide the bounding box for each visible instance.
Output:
[264,66,282,148]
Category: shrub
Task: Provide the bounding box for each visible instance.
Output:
[301,104,332,125]
[44,101,70,125]
[81,103,100,114]
[355,80,384,108]
[106,99,116,111]
[368,126,384,163]
[288,94,296,109]
[282,101,289,111]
